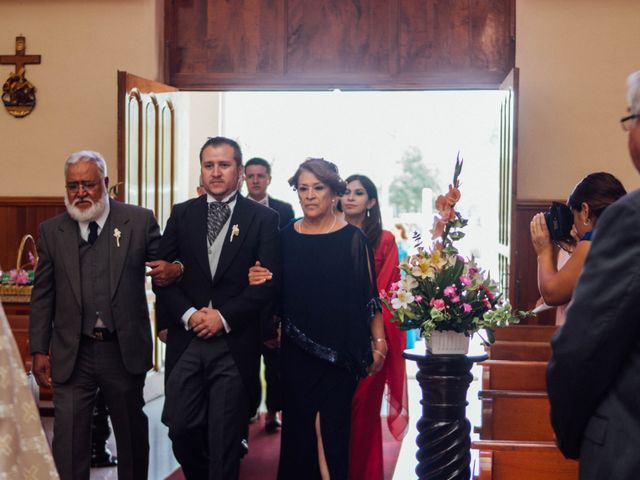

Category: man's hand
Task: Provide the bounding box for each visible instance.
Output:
[146,260,182,287]
[191,308,224,339]
[32,353,52,388]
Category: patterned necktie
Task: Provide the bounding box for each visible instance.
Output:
[207,201,231,246]
[88,221,99,245]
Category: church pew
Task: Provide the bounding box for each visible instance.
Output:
[492,325,558,343]
[472,440,578,480]
[478,390,554,441]
[488,341,551,361]
[482,360,547,391]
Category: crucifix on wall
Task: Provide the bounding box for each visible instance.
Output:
[0,36,41,118]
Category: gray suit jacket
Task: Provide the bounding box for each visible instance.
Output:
[29,199,161,383]
[547,189,640,479]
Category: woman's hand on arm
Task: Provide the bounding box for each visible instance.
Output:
[248,261,273,285]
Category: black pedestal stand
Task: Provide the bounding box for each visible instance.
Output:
[91,389,118,467]
[403,347,487,479]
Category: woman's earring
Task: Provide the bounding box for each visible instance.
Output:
[584,218,590,226]
[366,209,370,218]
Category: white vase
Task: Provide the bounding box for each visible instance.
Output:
[426,331,470,355]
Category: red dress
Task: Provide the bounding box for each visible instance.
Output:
[349,230,409,480]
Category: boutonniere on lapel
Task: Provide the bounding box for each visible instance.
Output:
[230,224,240,243]
[113,228,122,247]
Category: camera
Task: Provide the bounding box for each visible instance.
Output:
[544,202,574,242]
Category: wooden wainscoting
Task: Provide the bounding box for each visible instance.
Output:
[0,197,65,272]
[514,200,557,325]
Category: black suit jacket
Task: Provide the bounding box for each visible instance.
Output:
[268,196,295,229]
[29,200,161,383]
[156,194,280,404]
[547,189,640,478]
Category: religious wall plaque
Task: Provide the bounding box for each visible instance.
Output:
[0,36,41,118]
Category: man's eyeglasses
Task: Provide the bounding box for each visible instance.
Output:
[620,114,639,132]
[65,181,99,193]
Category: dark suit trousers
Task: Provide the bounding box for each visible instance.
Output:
[163,336,248,480]
[52,337,148,480]
[262,345,282,413]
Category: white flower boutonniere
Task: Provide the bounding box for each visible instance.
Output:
[230,224,240,243]
[113,228,122,247]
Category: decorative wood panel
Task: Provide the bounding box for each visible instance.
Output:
[0,197,65,273]
[165,0,515,90]
[514,200,558,325]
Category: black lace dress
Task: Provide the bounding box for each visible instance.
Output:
[277,223,379,480]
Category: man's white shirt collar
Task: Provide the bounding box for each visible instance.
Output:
[78,200,110,241]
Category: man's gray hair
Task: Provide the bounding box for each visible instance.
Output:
[64,150,108,179]
[627,71,640,115]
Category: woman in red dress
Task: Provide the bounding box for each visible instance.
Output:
[342,174,409,480]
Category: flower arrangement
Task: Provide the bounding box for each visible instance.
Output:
[382,156,527,343]
[0,235,37,298]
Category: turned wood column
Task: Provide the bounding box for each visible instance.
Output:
[403,349,487,479]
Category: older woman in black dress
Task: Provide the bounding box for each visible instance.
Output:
[251,158,385,479]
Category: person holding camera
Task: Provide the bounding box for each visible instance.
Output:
[530,172,626,322]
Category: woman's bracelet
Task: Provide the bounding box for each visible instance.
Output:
[373,337,387,345]
[373,349,386,359]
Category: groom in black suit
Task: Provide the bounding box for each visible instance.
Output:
[157,137,280,479]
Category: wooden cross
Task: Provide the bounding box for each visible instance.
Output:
[0,36,41,75]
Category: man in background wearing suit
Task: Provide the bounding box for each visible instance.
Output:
[157,137,280,479]
[547,70,640,479]
[29,150,177,480]
[244,156,295,432]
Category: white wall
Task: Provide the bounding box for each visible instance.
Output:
[516,0,640,200]
[0,0,163,196]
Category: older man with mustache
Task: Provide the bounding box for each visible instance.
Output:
[29,150,178,480]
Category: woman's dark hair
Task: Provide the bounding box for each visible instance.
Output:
[567,172,626,221]
[343,174,383,249]
[288,158,347,196]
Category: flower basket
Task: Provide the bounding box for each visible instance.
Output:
[381,155,530,344]
[426,331,470,355]
[0,234,38,302]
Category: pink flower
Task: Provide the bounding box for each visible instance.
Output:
[459,275,471,286]
[445,185,461,204]
[389,282,400,292]
[451,295,460,303]
[462,303,472,313]
[444,285,457,297]
[10,269,29,285]
[430,298,446,310]
[431,216,446,239]
[482,298,491,308]
[415,295,423,302]
[379,289,387,299]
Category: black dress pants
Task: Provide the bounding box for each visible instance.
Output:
[163,336,248,480]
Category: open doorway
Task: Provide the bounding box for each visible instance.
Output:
[221,90,504,276]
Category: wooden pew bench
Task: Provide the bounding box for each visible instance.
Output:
[482,360,547,391]
[472,440,578,480]
[478,390,553,441]
[492,325,558,343]
[488,341,551,361]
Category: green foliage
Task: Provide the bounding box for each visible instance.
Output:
[388,146,440,215]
